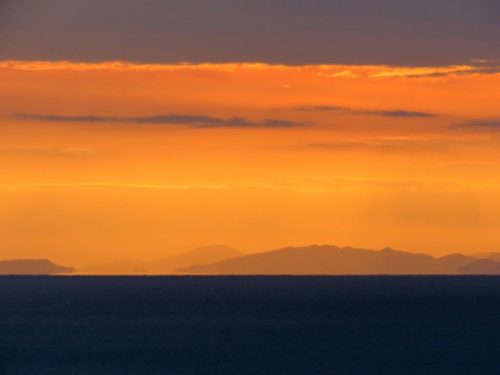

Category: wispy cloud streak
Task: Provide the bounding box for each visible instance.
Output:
[287,106,436,118]
[450,119,500,132]
[1,61,498,78]
[0,147,97,158]
[11,113,308,128]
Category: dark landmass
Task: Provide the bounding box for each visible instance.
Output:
[0,259,74,275]
[180,245,500,275]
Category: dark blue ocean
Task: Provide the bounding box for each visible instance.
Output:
[1,276,500,374]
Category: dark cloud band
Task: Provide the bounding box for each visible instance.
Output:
[288,106,436,118]
[10,113,307,129]
[450,119,500,132]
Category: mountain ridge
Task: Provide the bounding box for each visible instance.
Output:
[180,245,500,275]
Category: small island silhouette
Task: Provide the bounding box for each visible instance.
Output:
[0,259,74,275]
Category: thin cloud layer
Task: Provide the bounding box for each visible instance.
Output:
[289,106,436,118]
[11,113,307,129]
[305,142,397,152]
[2,61,498,79]
[450,119,500,132]
[0,147,97,158]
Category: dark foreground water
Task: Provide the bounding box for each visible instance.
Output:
[1,276,500,375]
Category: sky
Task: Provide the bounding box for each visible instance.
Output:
[1,1,500,266]
[1,0,500,65]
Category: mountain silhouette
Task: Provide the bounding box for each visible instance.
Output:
[147,245,241,274]
[80,245,241,275]
[179,245,498,275]
[0,259,74,275]
[472,252,500,262]
[436,253,476,271]
[13,245,500,276]
[459,258,500,275]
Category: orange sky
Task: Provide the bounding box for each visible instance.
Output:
[1,61,500,266]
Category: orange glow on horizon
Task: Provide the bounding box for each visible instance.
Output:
[1,61,500,266]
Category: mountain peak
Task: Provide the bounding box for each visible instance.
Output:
[380,247,396,252]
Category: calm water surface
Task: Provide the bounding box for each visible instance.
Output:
[1,276,500,374]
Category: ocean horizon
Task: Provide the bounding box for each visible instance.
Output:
[2,275,500,374]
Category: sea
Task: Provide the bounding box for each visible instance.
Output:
[1,276,500,374]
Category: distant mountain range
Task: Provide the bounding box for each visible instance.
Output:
[3,245,500,275]
[79,245,241,275]
[180,245,500,275]
[0,259,74,275]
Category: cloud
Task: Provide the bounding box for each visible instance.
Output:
[407,67,500,78]
[2,61,498,81]
[449,119,500,132]
[289,105,436,118]
[0,147,97,158]
[294,106,345,112]
[306,142,396,150]
[0,182,234,191]
[10,113,307,128]
[304,137,457,153]
[368,110,435,118]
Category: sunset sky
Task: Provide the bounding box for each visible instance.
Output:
[1,1,499,266]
